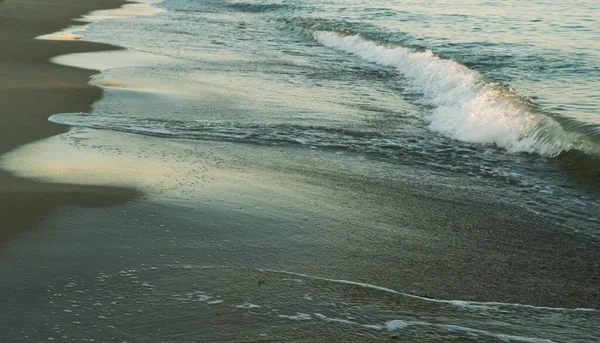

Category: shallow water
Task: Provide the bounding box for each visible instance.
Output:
[43,0,600,234]
[3,0,599,341]
[7,264,600,342]
[1,184,598,342]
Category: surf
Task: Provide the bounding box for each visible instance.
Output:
[312,31,598,158]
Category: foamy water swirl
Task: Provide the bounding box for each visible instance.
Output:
[313,31,575,156]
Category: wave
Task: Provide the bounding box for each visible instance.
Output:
[313,31,598,157]
[251,267,598,313]
[378,320,556,343]
[47,113,519,176]
[48,113,394,146]
[198,265,596,342]
[48,112,600,197]
[289,314,556,343]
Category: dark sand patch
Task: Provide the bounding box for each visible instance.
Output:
[0,0,140,245]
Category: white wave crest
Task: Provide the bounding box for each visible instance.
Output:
[313,31,573,156]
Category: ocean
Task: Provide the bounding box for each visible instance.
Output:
[2,0,599,341]
[45,0,600,234]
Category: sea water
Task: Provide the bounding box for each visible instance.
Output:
[46,0,599,234]
[6,0,599,341]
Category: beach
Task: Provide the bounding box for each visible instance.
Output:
[0,0,599,341]
[0,0,138,244]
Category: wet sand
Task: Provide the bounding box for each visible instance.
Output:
[0,0,138,244]
[0,0,599,341]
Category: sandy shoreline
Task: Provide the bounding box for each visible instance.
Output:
[1,0,599,308]
[0,0,139,244]
[0,0,599,341]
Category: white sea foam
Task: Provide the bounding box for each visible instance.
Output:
[278,313,312,321]
[287,312,555,342]
[313,31,574,156]
[235,303,261,309]
[186,265,597,312]
[377,320,555,343]
[251,267,597,313]
[282,313,555,342]
[313,313,355,325]
[384,320,410,331]
[36,0,162,41]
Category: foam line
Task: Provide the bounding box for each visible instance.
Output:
[36,0,162,41]
[264,268,597,312]
[382,320,555,343]
[191,265,598,312]
[313,31,577,157]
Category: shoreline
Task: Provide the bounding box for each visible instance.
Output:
[0,0,599,340]
[0,0,140,244]
[1,0,599,308]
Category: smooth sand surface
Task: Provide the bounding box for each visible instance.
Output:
[0,0,139,244]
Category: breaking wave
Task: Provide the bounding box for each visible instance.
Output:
[313,31,599,157]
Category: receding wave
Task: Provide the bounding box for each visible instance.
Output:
[49,113,392,147]
[47,113,508,166]
[47,112,600,190]
[36,264,600,342]
[48,112,522,177]
[313,31,599,158]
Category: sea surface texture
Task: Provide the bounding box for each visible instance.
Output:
[30,0,600,341]
[51,0,600,233]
